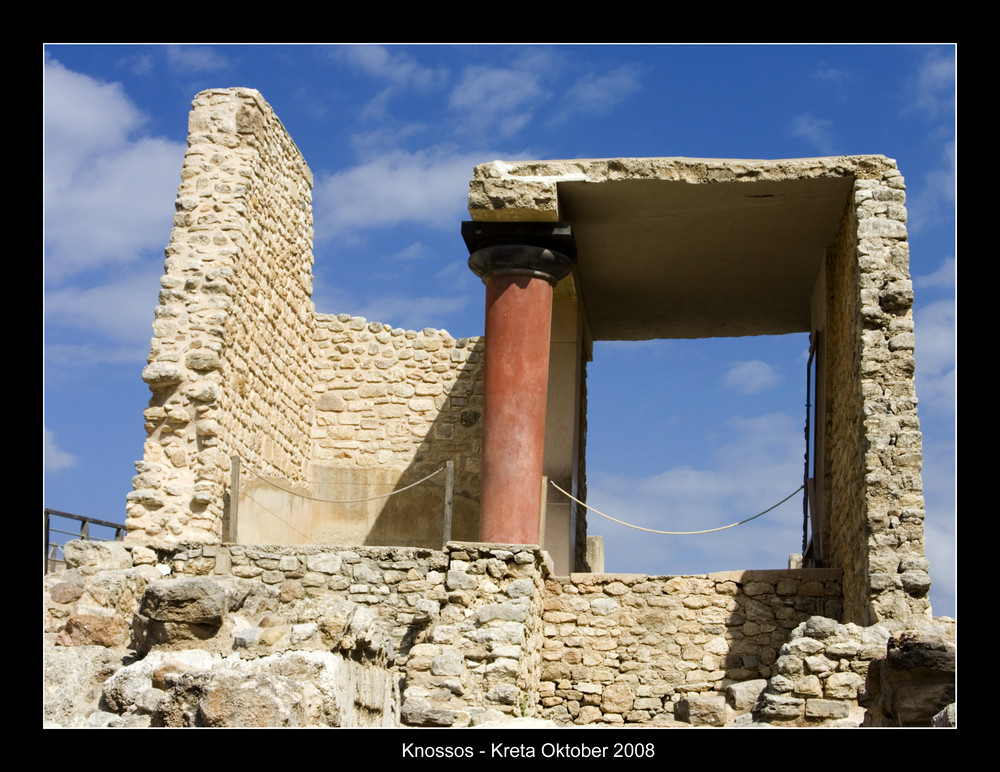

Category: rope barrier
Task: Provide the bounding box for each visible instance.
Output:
[549,480,805,536]
[242,464,444,504]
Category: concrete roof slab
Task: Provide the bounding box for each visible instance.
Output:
[468,156,896,340]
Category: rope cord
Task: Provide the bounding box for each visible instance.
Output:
[242,464,444,504]
[549,481,806,536]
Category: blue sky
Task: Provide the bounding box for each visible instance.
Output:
[43,44,955,617]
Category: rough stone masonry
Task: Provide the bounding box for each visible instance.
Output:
[43,88,955,727]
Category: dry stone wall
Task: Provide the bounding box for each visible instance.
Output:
[304,314,484,547]
[538,569,842,725]
[311,316,482,473]
[128,89,484,549]
[824,165,929,625]
[46,540,949,727]
[128,88,316,545]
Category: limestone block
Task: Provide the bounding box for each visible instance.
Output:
[601,683,634,713]
[63,541,133,573]
[44,644,123,727]
[805,698,850,719]
[57,613,130,648]
[142,362,184,389]
[676,694,727,726]
[726,679,767,711]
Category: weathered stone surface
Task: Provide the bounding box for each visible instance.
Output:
[601,683,634,713]
[804,698,849,719]
[402,698,460,727]
[861,631,956,726]
[726,679,767,711]
[677,694,726,726]
[43,644,122,727]
[57,613,130,648]
[49,582,84,604]
[63,540,132,573]
[141,578,225,624]
[933,703,956,727]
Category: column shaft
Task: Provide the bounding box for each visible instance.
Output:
[479,273,554,544]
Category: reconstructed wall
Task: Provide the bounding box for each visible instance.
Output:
[52,540,932,727]
[824,169,929,625]
[128,89,483,550]
[127,90,931,643]
[538,569,842,724]
[467,155,931,626]
[128,88,317,544]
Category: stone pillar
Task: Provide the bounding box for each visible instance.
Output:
[464,223,574,545]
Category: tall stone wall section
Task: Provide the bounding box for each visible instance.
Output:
[127,88,486,549]
[824,163,929,625]
[128,89,316,545]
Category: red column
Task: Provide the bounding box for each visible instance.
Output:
[480,272,554,544]
[466,237,573,545]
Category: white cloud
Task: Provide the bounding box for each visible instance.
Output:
[906,140,955,235]
[914,297,956,418]
[44,427,77,472]
[336,45,446,89]
[589,411,804,576]
[44,57,185,282]
[44,56,145,163]
[919,436,956,618]
[814,64,852,87]
[45,268,163,345]
[165,45,230,74]
[313,147,491,237]
[907,48,956,117]
[723,360,781,394]
[914,256,955,290]
[914,298,956,377]
[790,113,836,155]
[356,293,473,333]
[391,242,431,261]
[311,279,473,333]
[449,65,544,138]
[564,65,642,115]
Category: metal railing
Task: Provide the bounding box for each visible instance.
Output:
[44,508,125,574]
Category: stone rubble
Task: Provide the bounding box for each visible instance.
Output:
[43,539,954,727]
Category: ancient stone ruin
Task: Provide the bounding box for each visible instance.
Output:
[44,88,954,728]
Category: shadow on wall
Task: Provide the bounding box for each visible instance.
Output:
[362,337,484,548]
[236,327,484,550]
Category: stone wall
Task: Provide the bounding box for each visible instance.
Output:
[537,569,842,725]
[824,166,929,625]
[43,540,955,727]
[128,88,316,545]
[466,154,932,627]
[127,89,485,550]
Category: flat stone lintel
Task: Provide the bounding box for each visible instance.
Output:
[467,155,898,221]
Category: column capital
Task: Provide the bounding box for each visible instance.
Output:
[463,222,575,285]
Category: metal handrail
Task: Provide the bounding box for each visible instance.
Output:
[44,508,125,574]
